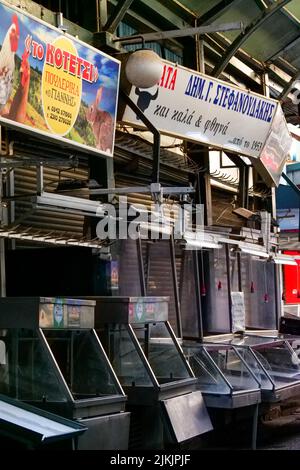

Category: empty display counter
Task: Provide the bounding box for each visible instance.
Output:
[93,296,213,449]
[0,297,130,450]
[183,342,261,408]
[183,342,261,449]
[206,334,300,402]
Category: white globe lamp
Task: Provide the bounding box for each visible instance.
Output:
[125,49,163,89]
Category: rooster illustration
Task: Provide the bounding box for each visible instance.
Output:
[4,48,30,123]
[0,14,20,112]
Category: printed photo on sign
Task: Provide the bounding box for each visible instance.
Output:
[0,1,120,157]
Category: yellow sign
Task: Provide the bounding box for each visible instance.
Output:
[42,36,82,136]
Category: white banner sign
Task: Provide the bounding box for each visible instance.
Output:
[231,291,245,333]
[122,60,279,159]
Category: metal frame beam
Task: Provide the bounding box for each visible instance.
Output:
[279,68,300,101]
[104,0,135,33]
[267,34,300,63]
[212,0,293,78]
[114,22,243,44]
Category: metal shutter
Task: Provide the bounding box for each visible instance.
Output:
[118,239,142,297]
[180,249,200,338]
[143,240,180,335]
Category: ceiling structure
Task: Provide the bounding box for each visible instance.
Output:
[14,0,300,124]
[106,0,300,125]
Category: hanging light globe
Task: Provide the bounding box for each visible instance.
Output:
[125,49,163,89]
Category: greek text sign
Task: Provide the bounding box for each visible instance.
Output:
[122,60,279,159]
[0,0,120,156]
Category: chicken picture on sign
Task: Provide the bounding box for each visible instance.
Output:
[0,1,120,157]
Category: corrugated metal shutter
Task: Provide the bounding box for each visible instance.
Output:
[0,130,90,246]
[118,239,142,297]
[230,250,277,329]
[204,247,231,333]
[118,238,183,335]
[180,249,200,338]
[14,164,88,235]
[242,255,277,329]
[143,240,180,335]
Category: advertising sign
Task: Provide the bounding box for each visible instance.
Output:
[253,104,292,186]
[122,60,278,159]
[277,208,299,232]
[0,0,120,157]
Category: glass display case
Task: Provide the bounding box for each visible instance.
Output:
[93,296,213,449]
[0,297,130,450]
[205,334,300,401]
[183,342,261,408]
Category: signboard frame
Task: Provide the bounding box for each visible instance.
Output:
[122,59,279,159]
[0,0,120,158]
[121,59,291,186]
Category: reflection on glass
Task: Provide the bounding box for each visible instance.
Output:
[106,325,152,387]
[133,323,191,384]
[44,330,120,398]
[233,347,273,390]
[251,343,300,387]
[205,346,259,391]
[207,336,300,389]
[230,336,282,347]
[0,329,68,402]
[184,346,231,394]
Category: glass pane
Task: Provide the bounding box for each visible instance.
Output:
[251,342,300,387]
[184,345,231,394]
[0,329,68,403]
[231,335,281,346]
[44,330,120,399]
[233,347,273,390]
[133,323,191,384]
[205,346,259,391]
[105,325,152,387]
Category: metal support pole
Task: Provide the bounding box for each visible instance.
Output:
[238,164,249,209]
[251,403,259,450]
[103,0,134,34]
[193,249,204,340]
[120,90,161,184]
[274,263,281,329]
[0,238,5,297]
[225,244,233,333]
[37,164,44,196]
[106,158,115,203]
[237,251,242,292]
[198,36,205,74]
[170,234,182,338]
[0,169,5,297]
[96,0,108,31]
[137,234,146,296]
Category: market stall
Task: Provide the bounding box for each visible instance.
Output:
[0,297,130,450]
